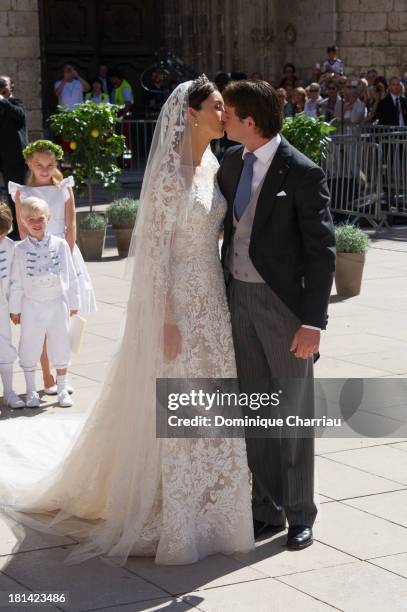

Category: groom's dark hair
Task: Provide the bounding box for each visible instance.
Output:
[223,80,283,138]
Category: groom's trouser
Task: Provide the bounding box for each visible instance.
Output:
[228,279,317,528]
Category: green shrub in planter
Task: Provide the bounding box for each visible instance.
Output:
[106,198,138,228]
[335,224,369,253]
[282,113,335,164]
[106,197,138,258]
[79,213,107,231]
[334,224,369,297]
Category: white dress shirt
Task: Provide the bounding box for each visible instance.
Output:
[390,93,405,127]
[243,134,281,195]
[243,134,320,332]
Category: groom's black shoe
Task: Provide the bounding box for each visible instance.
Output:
[286,525,313,550]
[253,519,286,540]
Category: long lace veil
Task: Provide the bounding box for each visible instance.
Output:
[0,81,198,566]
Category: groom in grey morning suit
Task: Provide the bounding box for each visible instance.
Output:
[218,80,336,550]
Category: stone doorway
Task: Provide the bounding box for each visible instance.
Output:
[38,0,162,120]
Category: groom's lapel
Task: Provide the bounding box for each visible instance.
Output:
[253,136,292,232]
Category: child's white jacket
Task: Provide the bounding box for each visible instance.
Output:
[0,236,15,306]
[9,234,80,313]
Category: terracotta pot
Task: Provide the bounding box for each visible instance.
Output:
[112,226,134,258]
[335,252,366,297]
[76,211,106,260]
[78,228,106,260]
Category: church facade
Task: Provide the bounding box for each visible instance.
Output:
[1,0,407,138]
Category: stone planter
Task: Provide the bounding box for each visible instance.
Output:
[112,226,134,258]
[76,212,107,261]
[335,252,366,297]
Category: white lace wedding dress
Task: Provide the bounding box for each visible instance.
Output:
[0,148,254,565]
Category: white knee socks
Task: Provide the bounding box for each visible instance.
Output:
[57,374,68,394]
[0,364,13,397]
[24,370,37,394]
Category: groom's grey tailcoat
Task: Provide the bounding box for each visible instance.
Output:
[218,136,336,528]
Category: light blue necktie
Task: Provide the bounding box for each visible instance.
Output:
[234,152,257,221]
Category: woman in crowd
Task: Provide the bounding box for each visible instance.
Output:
[292,86,307,114]
[86,78,109,104]
[279,63,298,89]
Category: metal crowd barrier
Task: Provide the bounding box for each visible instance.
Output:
[322,137,383,227]
[381,138,407,216]
[119,119,158,170]
[325,125,407,229]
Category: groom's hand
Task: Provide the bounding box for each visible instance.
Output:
[290,327,320,359]
[164,322,182,361]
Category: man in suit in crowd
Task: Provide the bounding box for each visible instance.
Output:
[0,76,27,240]
[218,80,336,550]
[374,76,407,126]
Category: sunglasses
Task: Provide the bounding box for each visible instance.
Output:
[327,87,337,90]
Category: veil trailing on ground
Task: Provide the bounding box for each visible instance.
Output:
[0,81,200,566]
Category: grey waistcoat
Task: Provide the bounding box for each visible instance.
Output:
[226,179,266,283]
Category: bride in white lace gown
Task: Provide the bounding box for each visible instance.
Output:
[0,78,254,565]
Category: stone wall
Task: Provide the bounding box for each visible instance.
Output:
[0,0,42,139]
[273,0,336,83]
[163,0,407,83]
[337,0,407,79]
[163,0,279,81]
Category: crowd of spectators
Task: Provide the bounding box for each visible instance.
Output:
[268,46,407,129]
[214,45,407,130]
[47,48,407,131]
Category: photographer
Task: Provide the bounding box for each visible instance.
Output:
[0,75,27,240]
[54,64,90,110]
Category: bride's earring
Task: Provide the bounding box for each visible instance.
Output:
[194,121,199,127]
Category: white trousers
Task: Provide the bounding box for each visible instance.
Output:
[19,297,70,371]
[0,302,17,366]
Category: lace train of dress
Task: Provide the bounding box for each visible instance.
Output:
[0,155,254,565]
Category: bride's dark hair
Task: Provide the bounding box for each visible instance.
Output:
[188,75,216,109]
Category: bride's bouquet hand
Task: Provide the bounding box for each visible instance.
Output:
[164,322,182,361]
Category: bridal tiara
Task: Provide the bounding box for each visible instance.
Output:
[192,74,210,87]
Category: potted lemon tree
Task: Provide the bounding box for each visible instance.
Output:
[335,224,369,297]
[106,197,138,257]
[49,101,125,260]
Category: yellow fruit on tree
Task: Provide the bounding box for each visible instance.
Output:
[91,129,99,138]
[69,141,77,150]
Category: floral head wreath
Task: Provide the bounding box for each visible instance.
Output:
[22,140,64,162]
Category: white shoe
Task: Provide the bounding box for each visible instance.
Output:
[44,384,74,395]
[5,391,25,409]
[26,391,40,408]
[58,389,73,407]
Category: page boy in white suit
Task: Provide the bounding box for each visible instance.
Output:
[9,197,79,408]
[0,201,25,409]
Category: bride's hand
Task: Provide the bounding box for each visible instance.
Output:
[164,322,182,361]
